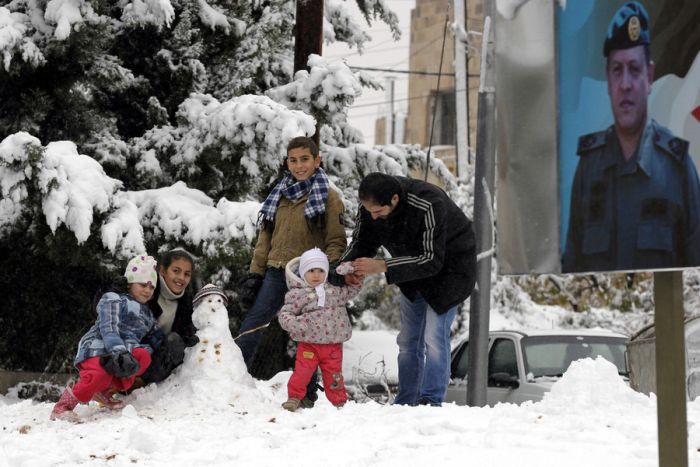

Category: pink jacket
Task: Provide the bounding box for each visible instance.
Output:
[278,257,360,344]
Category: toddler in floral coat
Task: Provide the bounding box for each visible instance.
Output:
[278,247,360,411]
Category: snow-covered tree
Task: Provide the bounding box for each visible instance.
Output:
[0,0,462,373]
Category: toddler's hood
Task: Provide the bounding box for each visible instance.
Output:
[284,257,306,289]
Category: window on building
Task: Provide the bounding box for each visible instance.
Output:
[429,89,456,146]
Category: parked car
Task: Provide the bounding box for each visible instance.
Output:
[627,314,700,399]
[445,329,629,406]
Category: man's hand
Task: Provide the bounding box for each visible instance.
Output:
[352,258,387,276]
[344,272,364,287]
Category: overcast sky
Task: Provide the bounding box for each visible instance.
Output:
[324,0,415,145]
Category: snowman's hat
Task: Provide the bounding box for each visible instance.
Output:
[193,284,228,308]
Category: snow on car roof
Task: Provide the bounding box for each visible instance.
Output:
[492,329,629,339]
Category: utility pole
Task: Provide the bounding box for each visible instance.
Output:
[294,0,324,145]
[385,76,396,144]
[453,0,469,180]
[654,271,688,467]
[466,0,496,408]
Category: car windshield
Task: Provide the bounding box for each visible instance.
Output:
[521,335,628,378]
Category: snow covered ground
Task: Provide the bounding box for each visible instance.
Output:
[3,358,700,466]
[1,296,699,466]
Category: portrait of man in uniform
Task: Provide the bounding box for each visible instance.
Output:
[561,1,700,273]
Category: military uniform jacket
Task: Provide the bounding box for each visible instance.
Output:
[562,120,700,272]
[340,176,476,314]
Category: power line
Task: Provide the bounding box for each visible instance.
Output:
[424,4,451,180]
[324,37,399,59]
[351,65,480,77]
[390,35,443,68]
[351,66,455,76]
[351,93,425,109]
[329,44,410,58]
[350,86,471,109]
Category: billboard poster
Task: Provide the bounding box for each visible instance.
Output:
[558,0,700,274]
[497,0,700,275]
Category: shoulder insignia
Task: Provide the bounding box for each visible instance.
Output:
[577,130,606,156]
[652,123,689,163]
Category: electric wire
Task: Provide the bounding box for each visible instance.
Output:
[424,6,450,181]
[351,66,455,76]
[350,86,469,110]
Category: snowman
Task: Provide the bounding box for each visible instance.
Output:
[189,284,249,373]
[135,284,265,411]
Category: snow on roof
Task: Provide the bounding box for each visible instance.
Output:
[494,329,629,339]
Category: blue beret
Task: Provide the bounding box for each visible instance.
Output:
[603,1,650,57]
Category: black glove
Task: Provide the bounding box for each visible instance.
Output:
[327,262,344,287]
[182,334,200,348]
[100,351,141,378]
[238,273,263,309]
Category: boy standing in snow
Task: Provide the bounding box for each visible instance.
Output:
[50,255,164,422]
[237,136,347,407]
[278,248,359,411]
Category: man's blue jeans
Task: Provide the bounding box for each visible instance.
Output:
[393,292,457,406]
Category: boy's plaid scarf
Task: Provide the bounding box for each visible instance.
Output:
[259,168,330,223]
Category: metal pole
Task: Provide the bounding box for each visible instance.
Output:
[465,0,472,165]
[654,271,688,467]
[466,3,495,407]
[386,76,396,144]
[454,0,469,180]
[294,0,324,145]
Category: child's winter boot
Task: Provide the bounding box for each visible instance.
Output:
[91,389,125,410]
[50,384,81,422]
[282,398,301,412]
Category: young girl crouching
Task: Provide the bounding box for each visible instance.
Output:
[50,255,164,422]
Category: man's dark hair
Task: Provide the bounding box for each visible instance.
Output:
[160,248,196,271]
[286,136,319,157]
[358,173,401,206]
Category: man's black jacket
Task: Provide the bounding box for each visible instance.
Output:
[340,176,476,314]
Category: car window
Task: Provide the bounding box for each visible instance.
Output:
[488,338,518,378]
[451,341,469,380]
[522,336,628,378]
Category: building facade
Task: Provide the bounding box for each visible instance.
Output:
[377,0,483,176]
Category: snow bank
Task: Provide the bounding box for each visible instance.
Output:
[0,342,679,466]
[542,357,652,410]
